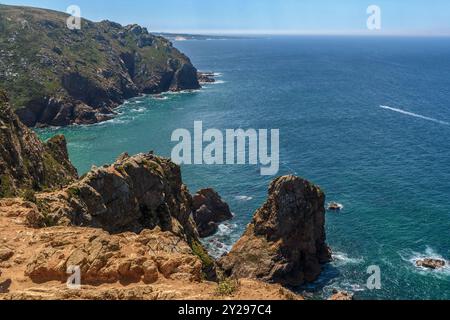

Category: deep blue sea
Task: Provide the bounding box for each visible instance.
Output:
[38,36,450,300]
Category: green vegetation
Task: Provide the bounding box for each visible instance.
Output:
[0,174,14,198]
[216,278,240,296]
[191,240,214,269]
[67,186,81,199]
[0,4,196,120]
[23,189,37,203]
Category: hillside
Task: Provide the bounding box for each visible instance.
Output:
[0,5,200,126]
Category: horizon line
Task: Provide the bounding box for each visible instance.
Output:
[152,30,450,38]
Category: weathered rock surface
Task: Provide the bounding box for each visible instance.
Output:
[0,91,77,197]
[27,152,198,240]
[219,175,331,286]
[0,200,302,300]
[197,72,216,84]
[416,259,446,270]
[193,188,233,238]
[0,5,201,127]
[25,228,202,285]
[329,291,354,301]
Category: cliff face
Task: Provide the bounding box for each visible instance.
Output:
[220,176,332,287]
[27,152,198,240]
[0,91,77,197]
[0,5,200,127]
[0,89,317,300]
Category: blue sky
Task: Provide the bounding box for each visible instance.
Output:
[1,0,450,35]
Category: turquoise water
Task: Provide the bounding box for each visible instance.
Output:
[38,37,450,300]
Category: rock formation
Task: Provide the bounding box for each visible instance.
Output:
[416,259,446,270]
[197,72,216,84]
[0,198,301,300]
[192,188,233,238]
[219,175,331,287]
[329,291,354,301]
[26,152,199,240]
[0,90,312,300]
[0,5,201,127]
[0,91,77,197]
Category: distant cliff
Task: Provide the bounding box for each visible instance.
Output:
[0,5,200,127]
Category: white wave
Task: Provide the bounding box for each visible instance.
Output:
[235,195,253,201]
[165,89,201,95]
[132,107,146,113]
[151,96,169,101]
[380,105,450,126]
[332,252,364,266]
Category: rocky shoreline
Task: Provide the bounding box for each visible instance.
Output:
[0,88,332,300]
[0,5,203,127]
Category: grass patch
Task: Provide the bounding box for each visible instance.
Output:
[23,189,37,203]
[67,186,81,198]
[0,174,14,198]
[191,240,214,269]
[216,278,239,296]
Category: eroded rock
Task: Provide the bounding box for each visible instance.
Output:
[220,175,331,286]
[25,228,202,285]
[0,91,78,197]
[416,259,446,270]
[193,188,233,238]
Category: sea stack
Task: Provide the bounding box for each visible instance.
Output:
[192,188,233,238]
[219,175,332,286]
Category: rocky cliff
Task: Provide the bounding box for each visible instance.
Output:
[219,175,332,287]
[0,90,326,299]
[0,90,77,197]
[0,198,300,300]
[26,152,199,239]
[192,188,233,238]
[0,5,200,127]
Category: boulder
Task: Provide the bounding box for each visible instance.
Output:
[416,259,446,270]
[219,175,331,286]
[329,290,354,301]
[193,188,233,238]
[0,248,14,262]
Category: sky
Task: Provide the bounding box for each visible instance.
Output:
[1,0,450,36]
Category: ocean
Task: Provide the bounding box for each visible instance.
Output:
[38,36,450,300]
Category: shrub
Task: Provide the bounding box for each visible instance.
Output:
[216,278,239,296]
[23,189,37,203]
[191,241,214,268]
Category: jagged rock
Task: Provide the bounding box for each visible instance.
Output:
[329,291,354,301]
[219,175,331,286]
[0,91,78,197]
[0,5,201,127]
[193,189,233,238]
[197,72,216,84]
[27,153,198,239]
[0,198,303,300]
[416,259,446,270]
[25,228,202,285]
